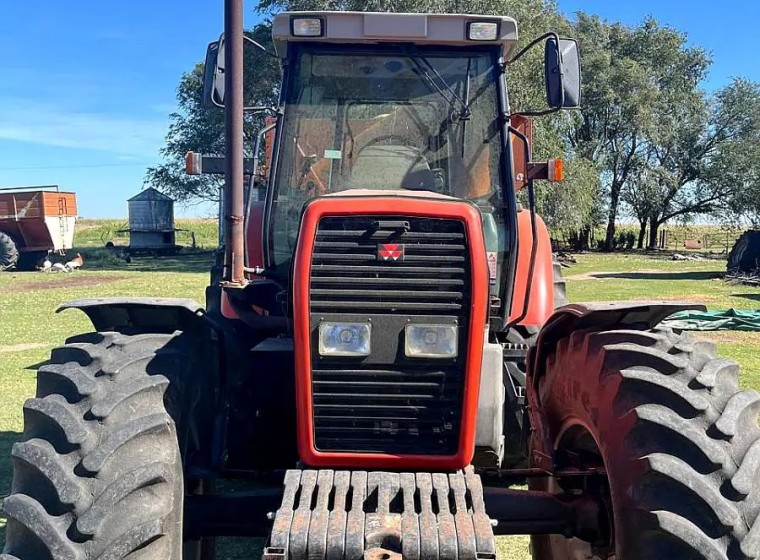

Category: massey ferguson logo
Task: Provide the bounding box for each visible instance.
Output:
[377,243,404,261]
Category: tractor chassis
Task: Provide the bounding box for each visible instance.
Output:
[184,469,607,560]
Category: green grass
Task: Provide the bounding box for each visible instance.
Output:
[74,217,219,249]
[563,252,760,385]
[0,249,758,558]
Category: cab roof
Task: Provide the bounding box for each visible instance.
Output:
[272,11,518,59]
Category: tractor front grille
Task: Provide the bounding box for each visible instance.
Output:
[309,215,470,455]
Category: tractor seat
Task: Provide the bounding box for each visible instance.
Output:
[346,145,436,191]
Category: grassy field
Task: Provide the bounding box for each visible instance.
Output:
[0,247,758,558]
[74,217,219,249]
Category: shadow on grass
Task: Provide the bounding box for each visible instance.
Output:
[74,247,217,274]
[589,271,722,281]
[0,430,23,550]
[732,293,760,303]
[24,360,48,371]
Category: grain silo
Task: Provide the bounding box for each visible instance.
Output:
[127,188,178,252]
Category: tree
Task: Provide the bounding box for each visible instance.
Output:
[623,78,760,248]
[568,15,671,250]
[535,156,600,234]
[611,19,711,249]
[710,79,760,227]
[144,25,281,203]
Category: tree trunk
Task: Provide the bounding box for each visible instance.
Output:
[637,221,647,249]
[604,185,622,251]
[581,227,591,251]
[648,216,660,250]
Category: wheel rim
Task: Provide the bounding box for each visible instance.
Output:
[540,425,616,560]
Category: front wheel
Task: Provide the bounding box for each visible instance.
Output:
[531,327,760,559]
[1,332,185,559]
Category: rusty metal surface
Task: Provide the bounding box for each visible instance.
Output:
[465,472,495,557]
[263,468,496,560]
[346,471,367,560]
[327,471,350,560]
[400,473,420,560]
[223,0,246,284]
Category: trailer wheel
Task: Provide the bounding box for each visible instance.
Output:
[0,231,19,270]
[16,251,46,271]
[1,332,184,560]
[530,327,760,559]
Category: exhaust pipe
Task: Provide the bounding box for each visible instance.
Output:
[223,0,246,284]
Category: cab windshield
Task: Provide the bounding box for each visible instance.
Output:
[269,45,507,271]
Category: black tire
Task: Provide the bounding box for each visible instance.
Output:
[530,326,760,559]
[0,231,19,271]
[16,251,46,272]
[2,332,184,560]
[727,230,760,273]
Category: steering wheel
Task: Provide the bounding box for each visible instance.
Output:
[349,134,443,192]
[353,134,423,158]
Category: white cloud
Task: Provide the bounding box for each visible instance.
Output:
[0,98,169,158]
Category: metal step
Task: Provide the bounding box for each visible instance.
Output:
[262,468,495,560]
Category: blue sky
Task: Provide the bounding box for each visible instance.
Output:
[1,1,757,218]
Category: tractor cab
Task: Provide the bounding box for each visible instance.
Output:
[265,14,515,279]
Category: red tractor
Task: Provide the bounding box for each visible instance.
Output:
[3,3,759,559]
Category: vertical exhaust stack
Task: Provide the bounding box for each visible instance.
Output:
[224,0,246,284]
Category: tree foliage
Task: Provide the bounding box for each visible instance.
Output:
[144,25,280,203]
[148,1,760,244]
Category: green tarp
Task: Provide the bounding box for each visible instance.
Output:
[660,308,760,331]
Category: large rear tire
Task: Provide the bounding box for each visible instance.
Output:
[530,327,760,559]
[0,232,19,271]
[1,332,185,559]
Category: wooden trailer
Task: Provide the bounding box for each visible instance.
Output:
[0,186,77,270]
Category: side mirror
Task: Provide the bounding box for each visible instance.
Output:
[202,39,223,109]
[201,34,276,111]
[545,38,581,109]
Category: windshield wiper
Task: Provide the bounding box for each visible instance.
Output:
[401,47,471,121]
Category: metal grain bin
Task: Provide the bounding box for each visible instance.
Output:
[127,188,176,250]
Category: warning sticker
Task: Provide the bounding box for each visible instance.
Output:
[487,252,498,284]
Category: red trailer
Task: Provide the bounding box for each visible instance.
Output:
[0,186,77,270]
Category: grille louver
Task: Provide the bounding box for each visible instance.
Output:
[310,217,467,315]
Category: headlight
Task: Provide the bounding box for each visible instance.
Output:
[291,17,324,37]
[318,322,371,357]
[468,21,499,41]
[405,324,458,358]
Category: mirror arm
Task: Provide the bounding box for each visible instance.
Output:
[244,105,278,114]
[243,35,278,59]
[507,31,559,66]
[510,106,560,118]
